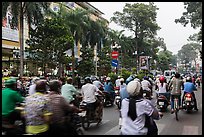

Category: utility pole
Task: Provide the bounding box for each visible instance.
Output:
[20,2,24,77]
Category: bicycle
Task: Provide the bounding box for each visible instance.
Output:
[173,95,180,121]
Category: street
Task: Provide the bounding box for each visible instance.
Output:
[82,85,202,135]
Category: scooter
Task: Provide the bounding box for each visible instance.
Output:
[103,91,114,107]
[182,92,195,113]
[114,87,121,109]
[79,95,104,130]
[2,103,25,135]
[156,93,169,112]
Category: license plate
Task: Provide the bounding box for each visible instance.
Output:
[186,98,191,101]
[115,96,120,99]
[78,111,86,117]
[159,102,164,105]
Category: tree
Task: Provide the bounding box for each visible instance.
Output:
[111,2,160,69]
[177,43,202,72]
[157,50,173,72]
[77,46,94,77]
[175,2,202,57]
[63,8,90,83]
[2,2,51,77]
[26,17,74,76]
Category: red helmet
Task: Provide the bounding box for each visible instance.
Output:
[159,76,165,82]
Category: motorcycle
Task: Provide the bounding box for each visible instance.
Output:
[142,90,152,100]
[182,92,195,113]
[114,87,121,109]
[79,95,104,130]
[103,91,114,107]
[156,93,169,112]
[2,103,25,135]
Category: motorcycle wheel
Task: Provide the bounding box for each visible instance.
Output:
[76,127,84,135]
[82,116,90,130]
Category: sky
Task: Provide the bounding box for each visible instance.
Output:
[89,2,200,55]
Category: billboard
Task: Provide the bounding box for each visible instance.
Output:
[2,10,19,42]
[139,56,149,70]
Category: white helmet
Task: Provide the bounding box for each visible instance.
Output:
[32,77,40,84]
[126,81,141,96]
[120,78,124,82]
[106,77,111,81]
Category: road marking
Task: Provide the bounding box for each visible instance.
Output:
[104,125,120,135]
[157,123,166,135]
[182,126,198,135]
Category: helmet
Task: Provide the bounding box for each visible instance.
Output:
[36,79,47,93]
[32,77,40,84]
[118,75,121,79]
[120,78,124,82]
[106,77,111,81]
[126,81,141,96]
[159,76,165,82]
[49,80,62,92]
[143,76,148,80]
[186,76,192,82]
[84,77,92,83]
[4,78,16,86]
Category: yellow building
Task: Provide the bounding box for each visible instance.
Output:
[2,2,108,76]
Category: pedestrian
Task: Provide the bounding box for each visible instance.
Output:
[120,80,160,135]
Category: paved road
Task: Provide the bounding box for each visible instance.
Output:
[82,85,202,135]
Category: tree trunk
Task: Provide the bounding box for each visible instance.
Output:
[72,32,77,84]
[20,2,24,77]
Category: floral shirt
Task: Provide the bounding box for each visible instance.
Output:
[24,92,52,134]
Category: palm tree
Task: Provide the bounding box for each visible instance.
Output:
[64,8,90,83]
[2,2,51,77]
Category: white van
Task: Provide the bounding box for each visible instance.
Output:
[164,70,176,83]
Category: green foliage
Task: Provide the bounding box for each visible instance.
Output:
[2,2,51,28]
[131,67,137,74]
[26,17,74,74]
[177,43,202,67]
[175,2,202,42]
[108,72,118,84]
[157,50,173,72]
[97,46,112,76]
[121,68,132,81]
[77,46,94,77]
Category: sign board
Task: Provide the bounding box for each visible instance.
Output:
[111,51,119,59]
[111,59,118,67]
[139,56,149,70]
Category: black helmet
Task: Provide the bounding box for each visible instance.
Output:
[84,77,92,83]
[35,80,47,93]
[49,80,62,92]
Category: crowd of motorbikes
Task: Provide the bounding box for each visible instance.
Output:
[2,75,199,135]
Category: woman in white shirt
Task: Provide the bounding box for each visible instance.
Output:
[120,80,160,135]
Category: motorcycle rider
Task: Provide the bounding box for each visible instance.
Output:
[182,76,198,111]
[47,80,82,135]
[28,77,40,95]
[104,77,115,101]
[120,80,161,135]
[61,77,79,105]
[81,77,103,116]
[119,78,129,100]
[24,79,52,135]
[155,76,170,101]
[141,76,152,98]
[93,77,104,91]
[115,75,121,88]
[168,73,184,114]
[2,78,25,132]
